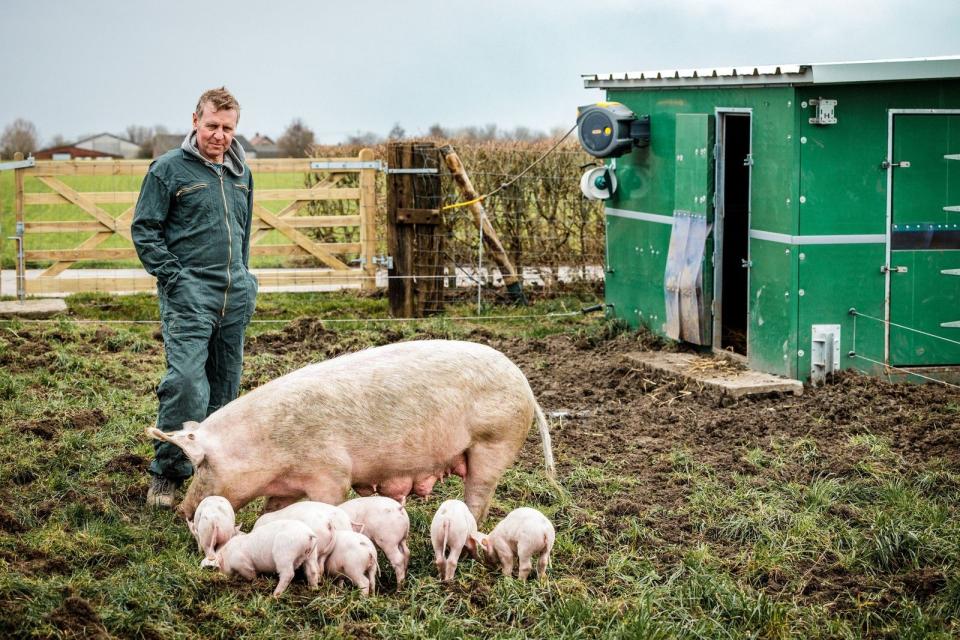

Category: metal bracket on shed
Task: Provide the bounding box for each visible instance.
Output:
[811,324,841,386]
[807,98,838,125]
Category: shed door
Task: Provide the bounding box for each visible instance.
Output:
[889,113,960,366]
[664,113,715,345]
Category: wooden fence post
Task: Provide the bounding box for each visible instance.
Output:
[358,148,377,291]
[385,142,443,317]
[439,146,527,305]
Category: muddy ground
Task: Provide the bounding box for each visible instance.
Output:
[4,315,959,634]
[250,319,960,610]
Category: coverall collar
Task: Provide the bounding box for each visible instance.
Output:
[181,131,246,177]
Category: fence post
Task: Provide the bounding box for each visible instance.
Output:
[358,148,377,292]
[14,152,25,301]
[385,142,443,317]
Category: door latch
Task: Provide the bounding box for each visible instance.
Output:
[880,265,908,274]
[881,159,911,169]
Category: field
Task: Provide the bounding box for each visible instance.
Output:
[2,289,960,638]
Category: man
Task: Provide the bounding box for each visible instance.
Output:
[132,87,258,508]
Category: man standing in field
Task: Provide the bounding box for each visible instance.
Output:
[132,87,258,508]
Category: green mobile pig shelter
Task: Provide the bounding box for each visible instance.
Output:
[581,56,960,382]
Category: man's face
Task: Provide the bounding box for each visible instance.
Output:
[192,101,238,163]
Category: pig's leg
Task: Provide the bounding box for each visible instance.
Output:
[443,545,463,582]
[303,474,351,505]
[493,538,515,578]
[345,566,371,596]
[273,567,296,597]
[431,530,447,579]
[379,539,407,584]
[463,440,523,523]
[516,553,534,581]
[399,541,410,584]
[365,558,377,596]
[537,548,550,580]
[303,550,321,589]
[263,496,300,514]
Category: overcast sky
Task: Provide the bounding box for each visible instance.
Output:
[3,0,959,145]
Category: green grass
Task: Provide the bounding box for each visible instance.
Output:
[1,291,959,638]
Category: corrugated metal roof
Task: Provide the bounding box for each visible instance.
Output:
[583,55,960,90]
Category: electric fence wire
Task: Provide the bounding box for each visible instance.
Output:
[0,310,584,326]
[849,310,960,390]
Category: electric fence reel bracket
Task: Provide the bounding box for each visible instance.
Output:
[576,102,650,200]
[579,161,617,201]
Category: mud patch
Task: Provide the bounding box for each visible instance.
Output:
[64,408,108,431]
[105,453,147,474]
[0,508,25,534]
[49,596,109,639]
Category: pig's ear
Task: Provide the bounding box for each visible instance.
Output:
[187,519,196,535]
[145,427,206,466]
[351,522,365,534]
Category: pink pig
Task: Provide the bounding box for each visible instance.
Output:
[146,340,555,524]
[339,496,410,584]
[472,507,555,581]
[430,499,479,582]
[252,502,348,572]
[325,530,379,596]
[202,519,320,597]
[188,495,239,562]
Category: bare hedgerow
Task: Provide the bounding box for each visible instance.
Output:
[304,138,603,284]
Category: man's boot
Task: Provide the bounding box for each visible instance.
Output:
[147,475,177,509]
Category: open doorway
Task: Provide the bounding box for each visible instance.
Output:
[714,111,752,355]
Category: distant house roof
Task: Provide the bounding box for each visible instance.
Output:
[583,55,960,90]
[250,133,275,146]
[74,132,138,147]
[33,145,123,160]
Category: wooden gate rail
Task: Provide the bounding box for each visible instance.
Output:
[13,150,378,295]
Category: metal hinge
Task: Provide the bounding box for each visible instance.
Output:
[741,259,752,269]
[808,98,838,125]
[880,265,908,274]
[743,153,754,167]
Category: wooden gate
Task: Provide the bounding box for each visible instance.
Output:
[12,150,378,295]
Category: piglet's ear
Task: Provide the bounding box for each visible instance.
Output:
[351,522,365,534]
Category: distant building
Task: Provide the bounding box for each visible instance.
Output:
[72,133,141,159]
[33,145,122,161]
[250,132,281,158]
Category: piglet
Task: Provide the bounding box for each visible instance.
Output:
[188,495,239,562]
[339,496,410,584]
[253,501,346,573]
[325,530,379,596]
[473,507,555,581]
[430,499,478,582]
[202,519,319,597]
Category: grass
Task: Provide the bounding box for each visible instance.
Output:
[1,290,959,638]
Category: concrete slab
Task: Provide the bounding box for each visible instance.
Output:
[0,299,68,319]
[625,351,804,397]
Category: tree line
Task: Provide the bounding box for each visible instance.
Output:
[1,117,566,160]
